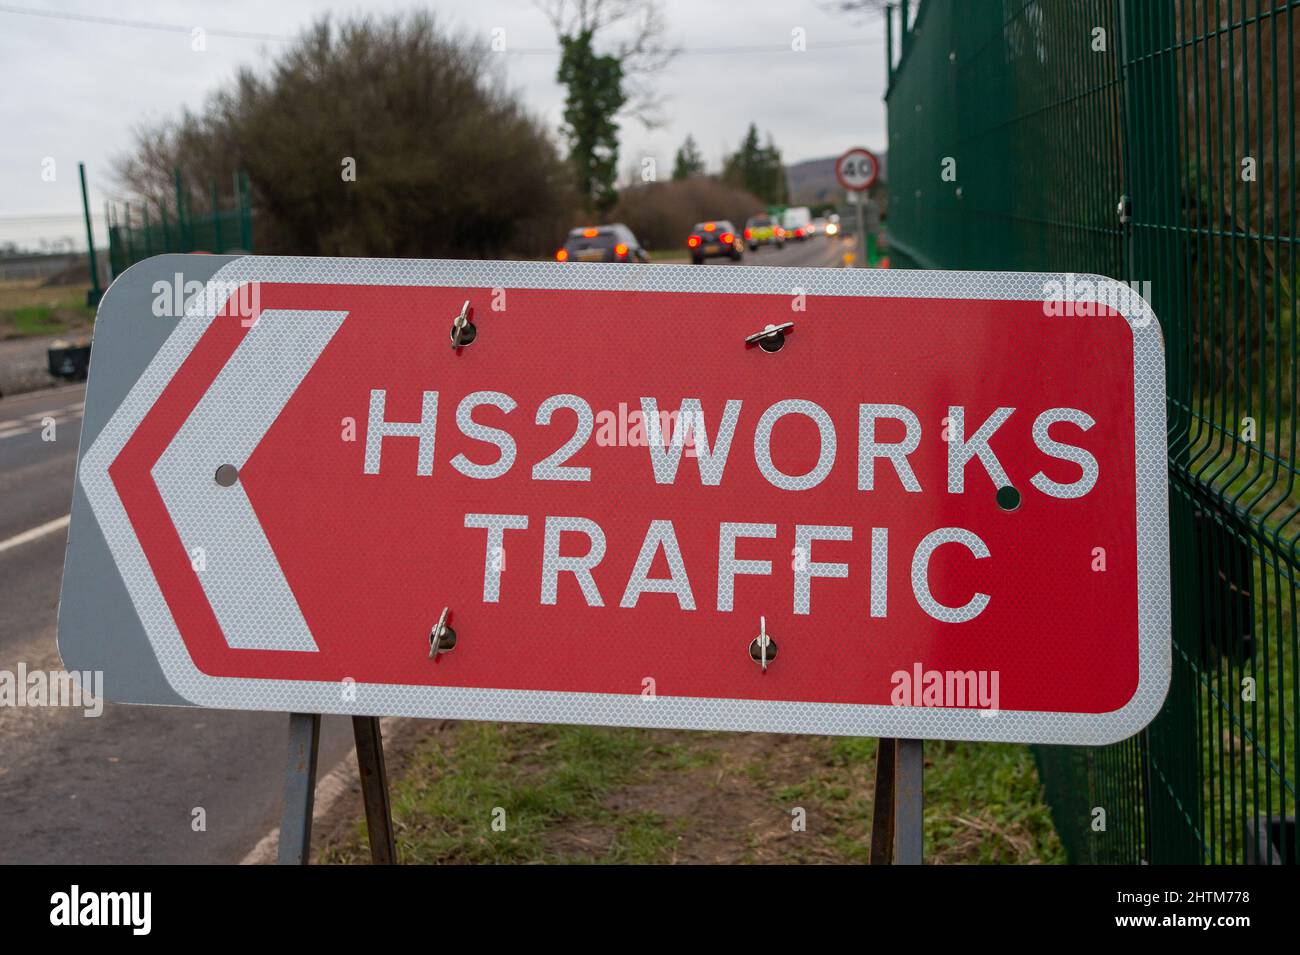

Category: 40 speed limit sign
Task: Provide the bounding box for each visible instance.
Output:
[59,255,1170,744]
[836,147,880,191]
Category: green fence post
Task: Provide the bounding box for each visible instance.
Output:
[159,198,170,250]
[124,203,134,269]
[885,3,894,88]
[241,169,253,250]
[173,168,187,253]
[1119,0,1202,867]
[78,162,102,306]
[105,202,118,278]
[232,170,244,250]
[210,180,222,252]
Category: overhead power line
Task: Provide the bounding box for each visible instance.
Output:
[0,212,96,223]
[0,3,293,41]
[0,3,880,55]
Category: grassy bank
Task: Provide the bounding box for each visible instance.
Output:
[316,722,1064,865]
[0,280,94,340]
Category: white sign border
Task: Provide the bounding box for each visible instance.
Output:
[75,256,1169,745]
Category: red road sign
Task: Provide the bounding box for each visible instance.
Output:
[835,147,880,191]
[61,256,1170,743]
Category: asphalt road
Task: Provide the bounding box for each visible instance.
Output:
[0,384,356,864]
[694,232,852,269]
[0,236,850,864]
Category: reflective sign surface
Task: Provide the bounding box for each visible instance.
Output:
[60,255,1169,743]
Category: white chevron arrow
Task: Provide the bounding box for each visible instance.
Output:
[149,308,348,652]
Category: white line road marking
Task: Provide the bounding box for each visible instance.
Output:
[0,408,82,429]
[0,514,71,555]
[0,412,83,440]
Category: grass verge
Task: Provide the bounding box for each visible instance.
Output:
[316,722,1065,864]
[0,280,94,340]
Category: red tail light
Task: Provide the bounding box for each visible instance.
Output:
[720,232,734,245]
[556,248,569,261]
[744,228,752,239]
[614,243,629,258]
[687,235,701,248]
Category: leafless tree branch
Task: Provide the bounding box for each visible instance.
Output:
[536,0,679,128]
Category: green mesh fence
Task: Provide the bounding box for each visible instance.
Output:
[887,0,1297,864]
[107,169,254,277]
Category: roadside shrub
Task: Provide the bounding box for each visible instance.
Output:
[611,177,767,251]
[114,13,575,259]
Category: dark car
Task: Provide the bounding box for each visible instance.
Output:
[556,224,650,263]
[686,220,744,264]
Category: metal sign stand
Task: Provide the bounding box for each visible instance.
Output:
[276,713,397,865]
[870,738,924,864]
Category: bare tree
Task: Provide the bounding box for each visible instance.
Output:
[824,0,891,11]
[536,0,677,127]
[822,0,892,24]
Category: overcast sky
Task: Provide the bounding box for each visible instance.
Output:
[0,0,889,250]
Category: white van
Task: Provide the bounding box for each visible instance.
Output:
[780,206,813,240]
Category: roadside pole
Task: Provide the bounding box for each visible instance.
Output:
[79,163,102,306]
[836,147,880,268]
[855,194,867,268]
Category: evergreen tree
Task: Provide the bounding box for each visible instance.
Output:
[672,133,706,180]
[556,29,627,214]
[722,124,787,205]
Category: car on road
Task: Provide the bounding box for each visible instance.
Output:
[743,215,785,252]
[781,206,813,241]
[555,224,650,263]
[811,217,828,237]
[686,221,744,264]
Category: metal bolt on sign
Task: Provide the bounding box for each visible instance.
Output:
[449,300,476,348]
[428,606,457,657]
[748,616,778,671]
[745,322,794,353]
[1116,195,1132,226]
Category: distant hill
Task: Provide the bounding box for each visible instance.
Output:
[785,152,888,207]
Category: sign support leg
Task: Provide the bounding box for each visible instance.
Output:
[869,736,897,863]
[893,738,924,864]
[351,715,397,864]
[277,712,321,865]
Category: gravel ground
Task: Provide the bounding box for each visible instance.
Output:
[0,335,68,398]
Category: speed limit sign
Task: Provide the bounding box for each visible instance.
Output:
[836,147,880,191]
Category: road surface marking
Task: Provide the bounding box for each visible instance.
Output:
[0,515,71,555]
[0,411,83,440]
